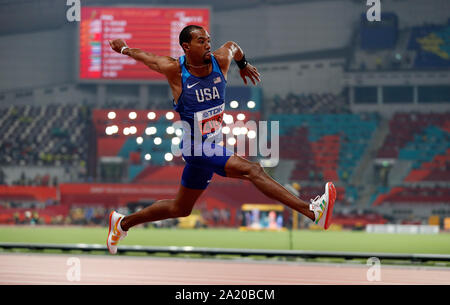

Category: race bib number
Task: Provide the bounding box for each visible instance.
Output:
[195,103,225,136]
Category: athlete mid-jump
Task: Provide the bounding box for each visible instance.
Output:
[106,25,336,254]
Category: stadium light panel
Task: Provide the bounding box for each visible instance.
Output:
[247,130,256,139]
[237,113,246,121]
[128,112,137,120]
[164,152,173,161]
[165,111,175,120]
[227,137,236,146]
[107,111,116,120]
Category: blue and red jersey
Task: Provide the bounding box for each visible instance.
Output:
[173,54,227,143]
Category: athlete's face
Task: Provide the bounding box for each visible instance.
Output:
[186,29,212,64]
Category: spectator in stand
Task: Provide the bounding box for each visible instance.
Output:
[0,169,4,184]
[317,171,323,182]
[13,212,20,224]
[85,207,94,225]
[20,172,26,186]
[31,212,40,225]
[221,208,231,226]
[342,170,349,183]
[212,208,220,226]
[375,57,382,70]
[41,174,50,186]
[24,211,32,224]
[359,62,366,71]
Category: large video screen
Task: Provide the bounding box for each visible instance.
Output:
[79,7,210,81]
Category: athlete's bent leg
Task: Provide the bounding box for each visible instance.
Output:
[120,185,204,231]
[224,154,315,221]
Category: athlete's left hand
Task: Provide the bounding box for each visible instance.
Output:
[239,64,261,86]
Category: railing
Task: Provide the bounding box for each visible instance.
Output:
[1,242,449,263]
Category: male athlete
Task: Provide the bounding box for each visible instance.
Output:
[106,25,336,254]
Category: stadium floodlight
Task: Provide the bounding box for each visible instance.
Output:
[145,154,151,161]
[123,127,130,136]
[128,111,137,120]
[237,113,246,121]
[222,126,230,134]
[240,127,248,135]
[247,130,256,139]
[230,100,239,109]
[107,111,116,120]
[175,128,183,136]
[232,127,241,136]
[171,137,181,145]
[223,113,234,124]
[247,101,256,109]
[147,112,156,120]
[165,111,175,120]
[164,152,173,162]
[227,137,237,146]
[166,126,175,134]
[129,126,137,135]
[106,125,119,135]
[136,137,143,145]
[154,137,162,145]
[145,126,157,135]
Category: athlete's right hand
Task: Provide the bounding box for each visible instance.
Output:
[239,63,261,86]
[108,39,128,54]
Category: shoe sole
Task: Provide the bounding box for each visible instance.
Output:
[106,211,114,254]
[324,182,337,230]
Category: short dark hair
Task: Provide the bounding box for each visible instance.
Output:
[179,25,204,49]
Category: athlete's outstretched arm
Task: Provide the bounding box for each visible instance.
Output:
[214,41,261,85]
[108,39,177,75]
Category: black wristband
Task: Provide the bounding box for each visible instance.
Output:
[235,54,248,70]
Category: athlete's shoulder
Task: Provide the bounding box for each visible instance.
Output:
[160,56,182,84]
[213,43,235,79]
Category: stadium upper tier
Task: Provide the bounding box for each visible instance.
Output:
[351,20,450,71]
[0,105,90,167]
[267,92,350,114]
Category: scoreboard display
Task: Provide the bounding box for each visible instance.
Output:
[79,7,210,81]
